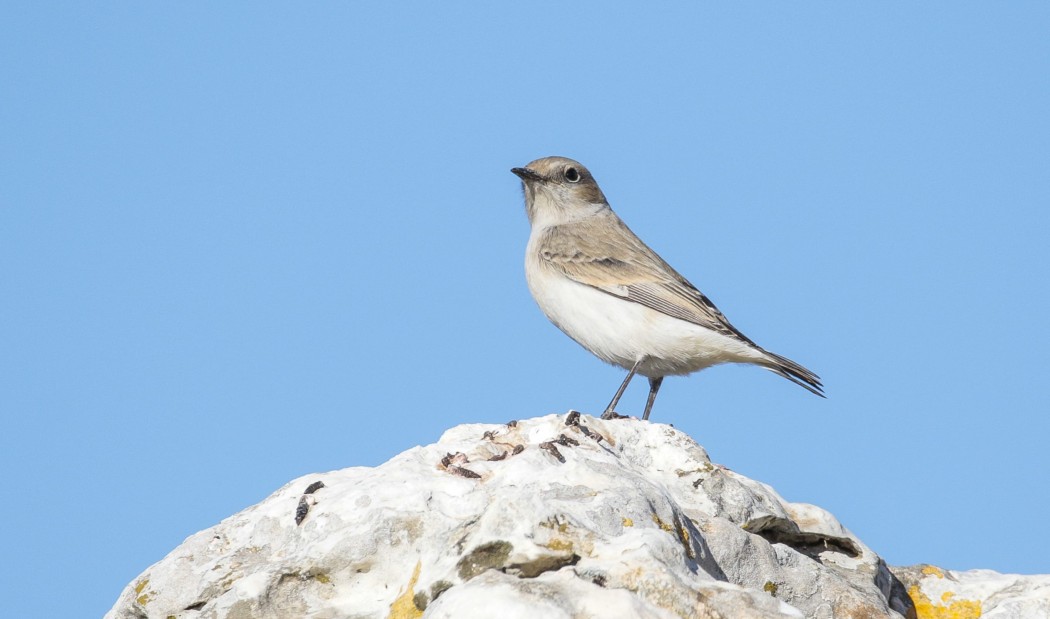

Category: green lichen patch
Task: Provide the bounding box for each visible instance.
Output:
[510,552,580,578]
[457,540,513,580]
[430,580,453,601]
[412,591,429,611]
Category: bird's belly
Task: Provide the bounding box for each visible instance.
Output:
[526,262,756,377]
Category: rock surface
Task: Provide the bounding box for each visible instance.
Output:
[891,565,1050,619]
[106,413,1046,619]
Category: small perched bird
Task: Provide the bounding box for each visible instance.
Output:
[512,156,823,421]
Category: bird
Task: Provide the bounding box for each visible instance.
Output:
[512,156,823,421]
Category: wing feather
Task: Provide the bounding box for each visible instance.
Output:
[534,209,824,396]
[537,212,755,345]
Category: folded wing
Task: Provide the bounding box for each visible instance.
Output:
[538,212,824,396]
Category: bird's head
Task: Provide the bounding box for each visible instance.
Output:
[512,156,608,226]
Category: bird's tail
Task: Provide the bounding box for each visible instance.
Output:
[760,350,825,398]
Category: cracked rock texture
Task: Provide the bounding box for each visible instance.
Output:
[106,414,1047,619]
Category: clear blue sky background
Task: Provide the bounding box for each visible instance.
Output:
[3,4,1049,617]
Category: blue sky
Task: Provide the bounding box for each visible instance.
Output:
[3,4,1049,617]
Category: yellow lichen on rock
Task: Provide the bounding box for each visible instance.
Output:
[622,517,634,527]
[134,578,150,606]
[909,584,981,619]
[544,537,574,552]
[388,561,423,619]
[651,513,674,532]
[677,521,690,546]
[539,516,570,534]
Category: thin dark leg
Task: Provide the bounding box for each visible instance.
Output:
[642,376,664,421]
[601,359,642,420]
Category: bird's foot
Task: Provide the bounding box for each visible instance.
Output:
[600,409,630,420]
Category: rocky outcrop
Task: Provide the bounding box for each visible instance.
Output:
[891,565,1050,619]
[106,413,1046,619]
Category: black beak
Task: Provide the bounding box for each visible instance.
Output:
[511,167,541,182]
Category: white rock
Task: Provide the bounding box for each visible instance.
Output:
[105,414,929,618]
[891,564,1050,619]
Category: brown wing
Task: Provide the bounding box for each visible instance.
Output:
[537,211,824,396]
[536,210,758,347]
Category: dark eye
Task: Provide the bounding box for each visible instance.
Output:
[564,167,581,183]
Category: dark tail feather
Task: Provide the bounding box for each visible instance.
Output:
[761,351,825,398]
